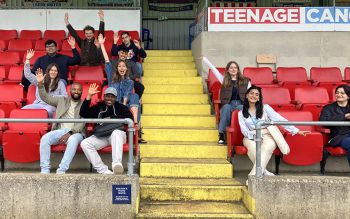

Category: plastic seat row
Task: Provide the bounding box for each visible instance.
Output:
[0,29,140,42]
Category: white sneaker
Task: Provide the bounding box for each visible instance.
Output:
[112,163,124,175]
[101,169,113,174]
[264,169,275,176]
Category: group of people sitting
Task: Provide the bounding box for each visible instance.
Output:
[19,10,146,174]
[208,59,350,177]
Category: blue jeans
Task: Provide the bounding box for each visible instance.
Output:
[40,128,84,173]
[339,134,350,166]
[218,100,243,133]
[135,62,143,77]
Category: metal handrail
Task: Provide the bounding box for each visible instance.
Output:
[254,120,350,178]
[0,118,136,175]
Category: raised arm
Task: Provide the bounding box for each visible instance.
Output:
[64,12,82,47]
[80,83,101,118]
[24,49,38,85]
[37,69,60,107]
[111,32,120,56]
[133,40,147,58]
[66,36,81,65]
[97,10,105,37]
[98,34,109,63]
[202,57,224,84]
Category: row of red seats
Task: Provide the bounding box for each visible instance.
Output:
[0,29,140,45]
[0,108,138,171]
[226,110,346,175]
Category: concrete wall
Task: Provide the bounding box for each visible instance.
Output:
[192,31,350,80]
[0,173,139,219]
[249,175,350,219]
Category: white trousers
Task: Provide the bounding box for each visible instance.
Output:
[243,129,276,175]
[80,130,126,173]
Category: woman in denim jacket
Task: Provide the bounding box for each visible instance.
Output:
[98,34,139,123]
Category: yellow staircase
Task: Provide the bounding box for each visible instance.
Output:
[137,50,255,218]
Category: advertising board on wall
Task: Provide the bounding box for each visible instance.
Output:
[208,7,350,31]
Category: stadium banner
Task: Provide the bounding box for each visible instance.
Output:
[208,7,350,31]
[22,0,73,7]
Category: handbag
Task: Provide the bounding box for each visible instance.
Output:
[92,123,124,138]
[266,125,290,155]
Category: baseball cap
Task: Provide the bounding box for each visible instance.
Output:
[104,87,118,97]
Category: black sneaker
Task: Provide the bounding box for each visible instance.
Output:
[218,133,225,145]
[138,138,147,144]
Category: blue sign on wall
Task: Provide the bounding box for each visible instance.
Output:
[112,185,131,204]
[305,7,350,24]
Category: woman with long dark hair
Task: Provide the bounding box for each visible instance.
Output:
[320,84,350,169]
[238,85,308,177]
[218,60,251,144]
[98,34,140,123]
[23,49,67,118]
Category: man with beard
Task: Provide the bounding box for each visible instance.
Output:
[79,84,133,174]
[37,71,85,174]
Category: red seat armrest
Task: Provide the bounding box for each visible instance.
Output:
[315,126,330,134]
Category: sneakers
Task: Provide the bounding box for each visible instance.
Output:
[264,169,275,176]
[112,163,124,175]
[138,138,147,144]
[101,169,113,174]
[218,133,225,145]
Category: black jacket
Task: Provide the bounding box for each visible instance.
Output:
[80,99,134,123]
[319,102,350,146]
[111,41,147,63]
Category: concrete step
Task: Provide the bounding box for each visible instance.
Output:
[144,84,203,94]
[140,158,233,178]
[137,201,253,218]
[146,50,192,57]
[142,94,208,104]
[142,103,211,115]
[143,63,196,70]
[140,178,244,201]
[144,57,194,63]
[142,77,201,85]
[142,127,217,142]
[143,69,197,77]
[140,141,226,159]
[141,115,216,128]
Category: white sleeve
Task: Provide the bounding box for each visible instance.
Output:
[264,104,299,135]
[238,111,256,140]
[203,57,224,84]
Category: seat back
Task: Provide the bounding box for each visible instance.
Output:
[310,67,342,83]
[276,67,308,83]
[0,51,20,66]
[294,87,329,104]
[0,39,8,51]
[278,111,315,131]
[344,67,350,81]
[7,108,48,132]
[7,39,33,52]
[0,66,6,81]
[43,30,66,41]
[243,67,274,85]
[6,66,23,83]
[105,30,115,40]
[0,30,17,40]
[19,30,42,40]
[74,66,105,84]
[34,39,62,51]
[262,87,292,105]
[0,84,24,102]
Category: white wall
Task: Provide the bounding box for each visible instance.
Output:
[0,9,140,32]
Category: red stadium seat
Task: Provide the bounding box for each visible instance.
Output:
[34,39,62,51]
[61,40,81,52]
[0,51,21,76]
[310,67,345,97]
[0,108,7,171]
[68,30,85,40]
[261,87,295,111]
[73,66,105,85]
[344,67,350,81]
[0,30,17,41]
[2,109,49,164]
[5,66,23,84]
[243,67,278,87]
[0,84,25,117]
[104,30,114,41]
[7,39,33,59]
[0,66,6,82]
[26,85,37,105]
[19,30,42,40]
[276,67,311,99]
[278,111,323,166]
[294,87,330,120]
[43,30,66,41]
[0,39,8,51]
[207,67,224,94]
[226,110,282,174]
[22,51,47,66]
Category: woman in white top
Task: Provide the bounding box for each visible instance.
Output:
[22,49,67,118]
[238,85,308,176]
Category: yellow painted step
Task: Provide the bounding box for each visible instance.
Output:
[142,115,215,128]
[142,128,217,142]
[140,141,226,159]
[144,57,194,63]
[142,94,208,104]
[142,77,201,85]
[142,104,211,115]
[143,69,197,77]
[143,63,195,70]
[140,178,244,201]
[144,84,203,94]
[137,201,253,218]
[146,50,192,57]
[140,158,233,178]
